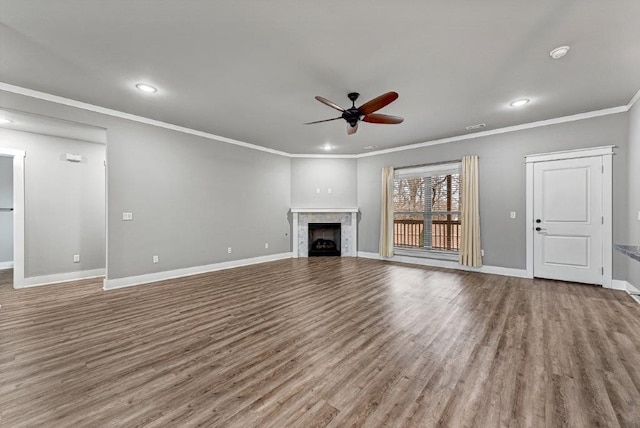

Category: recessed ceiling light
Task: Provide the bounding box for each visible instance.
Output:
[363,145,378,150]
[465,123,486,130]
[550,45,570,59]
[321,144,333,151]
[0,118,14,124]
[510,99,530,107]
[135,83,157,93]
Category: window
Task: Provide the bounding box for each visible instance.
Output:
[393,162,462,255]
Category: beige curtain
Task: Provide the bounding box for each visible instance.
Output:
[459,156,482,267]
[379,167,395,257]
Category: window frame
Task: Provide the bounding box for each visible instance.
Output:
[393,162,462,260]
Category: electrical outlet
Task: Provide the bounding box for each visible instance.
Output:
[265,243,269,249]
[481,249,485,257]
[122,212,133,221]
[153,255,159,264]
[637,211,640,221]
[227,247,232,254]
[510,211,516,219]
[73,254,80,263]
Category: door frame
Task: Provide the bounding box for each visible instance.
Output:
[525,146,614,287]
[0,147,26,288]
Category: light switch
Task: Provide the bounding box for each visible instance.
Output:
[637,211,640,221]
[122,212,133,221]
[328,188,332,194]
[510,212,516,219]
[316,188,320,194]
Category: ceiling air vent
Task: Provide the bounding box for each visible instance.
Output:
[465,123,486,131]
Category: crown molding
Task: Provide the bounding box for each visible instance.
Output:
[353,105,628,158]
[628,88,640,110]
[1,82,636,159]
[0,82,290,158]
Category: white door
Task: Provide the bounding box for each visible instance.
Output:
[533,156,603,285]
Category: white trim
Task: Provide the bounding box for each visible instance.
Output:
[21,268,105,288]
[2,82,634,160]
[291,207,359,213]
[525,145,615,163]
[0,82,289,158]
[628,281,640,294]
[525,147,614,287]
[602,153,613,288]
[0,261,14,270]
[525,161,534,279]
[357,251,528,278]
[354,107,627,158]
[0,148,26,288]
[610,280,629,291]
[628,88,640,110]
[103,252,292,290]
[289,154,358,159]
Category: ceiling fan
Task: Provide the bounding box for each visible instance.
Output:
[305,91,404,135]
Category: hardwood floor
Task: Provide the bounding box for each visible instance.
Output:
[1,259,639,427]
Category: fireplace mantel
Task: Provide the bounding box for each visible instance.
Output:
[291,208,359,213]
[291,208,359,258]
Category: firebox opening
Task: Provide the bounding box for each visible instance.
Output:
[308,223,341,257]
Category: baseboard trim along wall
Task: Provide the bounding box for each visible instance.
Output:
[19,268,106,288]
[357,252,529,278]
[103,252,293,290]
[0,261,14,270]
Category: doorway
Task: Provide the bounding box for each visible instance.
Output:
[525,146,614,287]
[0,148,25,288]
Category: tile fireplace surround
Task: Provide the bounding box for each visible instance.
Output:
[291,208,359,258]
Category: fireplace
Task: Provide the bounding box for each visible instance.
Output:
[308,223,341,257]
[291,208,358,258]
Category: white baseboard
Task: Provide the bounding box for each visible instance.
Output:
[18,268,106,288]
[357,251,529,278]
[103,252,293,290]
[0,261,14,270]
[610,279,630,291]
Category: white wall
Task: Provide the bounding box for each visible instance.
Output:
[0,128,106,277]
[0,156,12,264]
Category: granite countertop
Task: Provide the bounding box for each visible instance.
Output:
[614,244,640,262]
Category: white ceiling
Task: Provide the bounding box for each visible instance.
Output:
[0,1,639,154]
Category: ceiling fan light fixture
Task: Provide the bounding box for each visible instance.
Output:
[550,45,570,59]
[510,99,530,107]
[135,83,157,93]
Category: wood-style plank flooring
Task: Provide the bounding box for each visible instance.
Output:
[1,258,640,427]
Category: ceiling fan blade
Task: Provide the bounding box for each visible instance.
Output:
[362,113,404,124]
[347,123,358,135]
[358,92,399,115]
[304,117,343,125]
[315,96,346,112]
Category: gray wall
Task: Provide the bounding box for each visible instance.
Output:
[0,90,292,281]
[106,121,291,279]
[0,128,106,277]
[0,156,12,263]
[627,102,640,287]
[291,158,357,208]
[357,113,630,279]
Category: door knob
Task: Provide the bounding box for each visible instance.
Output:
[535,219,541,223]
[535,227,547,232]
